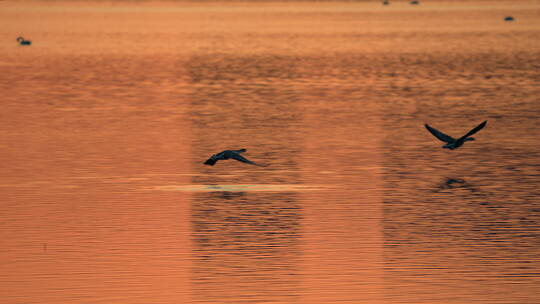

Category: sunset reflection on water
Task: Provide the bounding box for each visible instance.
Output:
[1,1,539,303]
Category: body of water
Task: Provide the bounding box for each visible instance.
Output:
[1,1,539,303]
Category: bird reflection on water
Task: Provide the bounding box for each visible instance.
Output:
[443,177,465,188]
[432,178,479,193]
[191,191,301,303]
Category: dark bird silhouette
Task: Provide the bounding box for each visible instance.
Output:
[204,149,268,167]
[425,120,487,150]
[16,36,31,46]
[410,0,419,5]
[504,16,515,21]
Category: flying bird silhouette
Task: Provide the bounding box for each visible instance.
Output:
[204,149,268,167]
[425,120,487,150]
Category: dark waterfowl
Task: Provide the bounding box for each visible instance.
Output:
[504,16,515,21]
[204,149,267,167]
[16,36,31,46]
[425,120,487,150]
[410,0,419,5]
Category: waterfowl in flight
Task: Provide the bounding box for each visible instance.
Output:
[204,149,268,167]
[16,36,31,46]
[425,120,487,150]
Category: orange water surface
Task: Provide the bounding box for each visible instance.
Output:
[1,1,539,303]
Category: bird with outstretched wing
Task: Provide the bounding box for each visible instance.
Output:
[425,120,487,150]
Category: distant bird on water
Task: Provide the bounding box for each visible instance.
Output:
[16,36,31,45]
[504,16,515,22]
[425,120,487,150]
[204,149,268,167]
[410,0,419,5]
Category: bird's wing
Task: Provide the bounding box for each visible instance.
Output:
[459,120,487,140]
[214,151,227,159]
[425,124,455,143]
[231,153,267,167]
